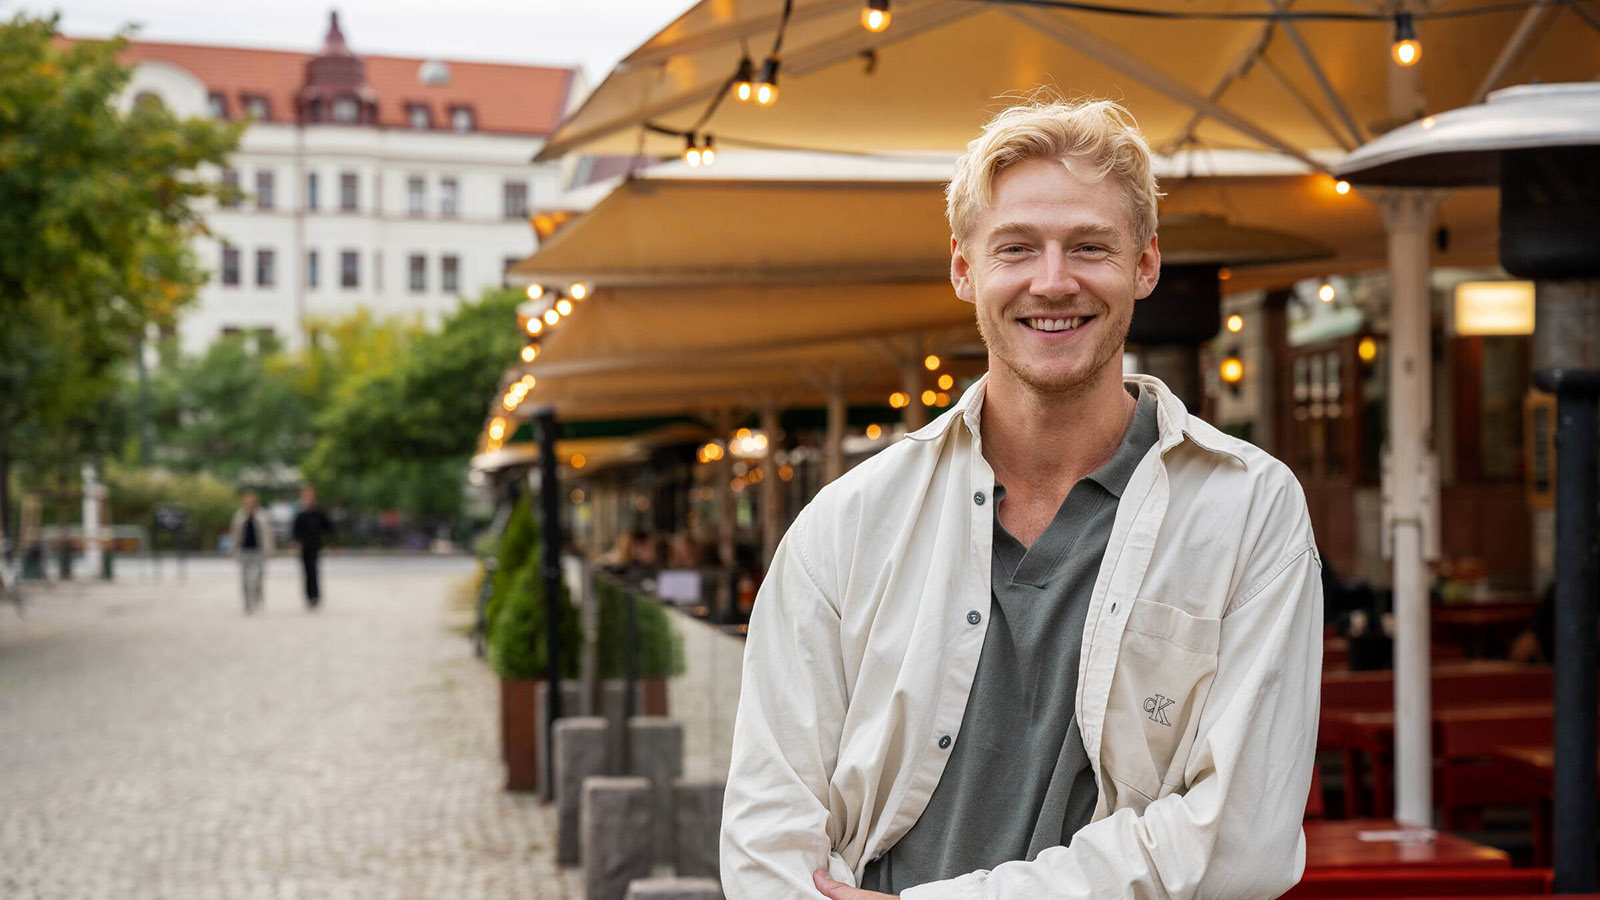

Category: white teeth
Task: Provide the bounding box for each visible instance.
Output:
[1026,317,1086,332]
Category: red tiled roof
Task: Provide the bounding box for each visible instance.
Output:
[68,37,575,136]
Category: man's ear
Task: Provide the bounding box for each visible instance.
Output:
[951,235,976,304]
[1133,233,1161,301]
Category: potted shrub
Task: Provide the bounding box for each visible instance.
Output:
[490,557,580,793]
[596,578,687,716]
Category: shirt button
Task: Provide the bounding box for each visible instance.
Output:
[974,491,986,506]
[966,610,981,625]
[1111,602,1118,613]
[938,735,952,749]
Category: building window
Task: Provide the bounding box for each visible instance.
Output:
[307,249,320,288]
[208,92,229,119]
[340,250,359,288]
[449,105,476,133]
[339,172,358,211]
[439,177,458,218]
[407,176,426,217]
[441,254,459,293]
[221,245,240,286]
[241,94,272,121]
[503,181,528,220]
[406,103,432,130]
[333,96,359,123]
[256,248,276,287]
[221,168,241,208]
[306,172,319,211]
[255,170,275,210]
[408,254,427,293]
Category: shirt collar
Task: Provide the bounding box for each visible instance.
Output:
[909,370,1247,468]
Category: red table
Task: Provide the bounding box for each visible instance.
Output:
[1304,819,1511,870]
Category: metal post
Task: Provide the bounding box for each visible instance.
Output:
[1532,368,1600,894]
[1379,189,1438,827]
[536,409,564,795]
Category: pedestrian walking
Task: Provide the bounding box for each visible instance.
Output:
[229,491,274,614]
[292,485,332,610]
[721,97,1324,900]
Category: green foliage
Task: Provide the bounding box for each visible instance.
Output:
[0,14,241,503]
[486,493,539,633]
[596,578,688,680]
[103,464,236,550]
[488,559,580,681]
[303,287,524,520]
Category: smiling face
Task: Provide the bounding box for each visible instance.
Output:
[951,156,1160,399]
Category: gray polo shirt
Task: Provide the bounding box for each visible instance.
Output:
[861,385,1159,894]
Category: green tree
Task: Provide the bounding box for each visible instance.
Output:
[0,14,242,536]
[303,287,523,521]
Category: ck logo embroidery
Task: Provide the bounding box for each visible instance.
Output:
[1144,694,1174,727]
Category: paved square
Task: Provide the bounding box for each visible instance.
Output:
[0,555,576,900]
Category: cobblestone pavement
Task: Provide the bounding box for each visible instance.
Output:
[0,555,579,900]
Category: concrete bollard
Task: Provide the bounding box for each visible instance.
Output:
[555,717,611,865]
[582,776,654,900]
[624,876,726,900]
[671,778,725,879]
[536,679,585,801]
[628,717,684,865]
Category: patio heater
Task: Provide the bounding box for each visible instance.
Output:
[1133,213,1331,409]
[1338,83,1600,894]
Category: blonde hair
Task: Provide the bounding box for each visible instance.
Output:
[946,96,1163,246]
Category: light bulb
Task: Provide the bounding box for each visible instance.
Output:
[1226,314,1244,333]
[866,424,883,439]
[756,57,780,107]
[861,0,891,32]
[569,283,589,301]
[937,374,954,390]
[923,354,940,371]
[733,57,755,103]
[543,309,560,326]
[700,136,715,166]
[685,145,702,167]
[525,318,543,336]
[1220,357,1244,384]
[520,344,539,363]
[525,283,544,301]
[1318,282,1336,303]
[920,390,937,407]
[1391,13,1422,66]
[555,298,573,316]
[1335,179,1352,195]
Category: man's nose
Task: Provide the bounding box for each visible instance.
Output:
[1032,246,1080,300]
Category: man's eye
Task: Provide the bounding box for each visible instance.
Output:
[998,245,1028,254]
[1080,245,1108,254]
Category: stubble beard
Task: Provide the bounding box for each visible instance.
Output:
[976,302,1133,401]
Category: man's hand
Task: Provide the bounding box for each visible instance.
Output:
[813,869,897,899]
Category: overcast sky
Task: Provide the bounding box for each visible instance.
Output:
[10,0,689,82]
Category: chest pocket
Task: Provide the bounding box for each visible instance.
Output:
[1101,597,1221,802]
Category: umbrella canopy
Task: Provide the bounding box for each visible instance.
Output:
[538,0,1597,164]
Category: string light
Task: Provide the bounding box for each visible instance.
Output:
[570,453,586,469]
[1226,314,1244,333]
[920,389,937,407]
[569,283,590,301]
[1391,13,1422,66]
[756,57,780,107]
[525,284,544,301]
[543,309,560,326]
[1358,336,1379,363]
[1220,357,1245,385]
[936,392,951,406]
[1334,179,1352,195]
[866,423,883,439]
[520,343,540,363]
[937,374,954,390]
[861,0,891,32]
[733,57,755,102]
[488,417,506,441]
[1218,267,1232,281]
[1318,281,1337,303]
[684,135,702,167]
[888,391,909,409]
[555,298,574,316]
[700,135,715,166]
[525,317,544,336]
[923,354,941,371]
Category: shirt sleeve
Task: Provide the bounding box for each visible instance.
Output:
[721,508,855,900]
[902,543,1323,900]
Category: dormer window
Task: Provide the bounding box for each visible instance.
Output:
[208,92,229,119]
[333,96,359,123]
[406,103,432,130]
[241,94,272,122]
[449,105,475,133]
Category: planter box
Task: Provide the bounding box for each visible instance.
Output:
[500,677,668,795]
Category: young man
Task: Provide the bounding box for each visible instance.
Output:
[292,485,332,610]
[229,490,274,614]
[721,99,1323,900]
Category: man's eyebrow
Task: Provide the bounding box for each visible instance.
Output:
[984,222,1123,242]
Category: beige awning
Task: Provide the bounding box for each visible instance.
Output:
[537,0,1596,163]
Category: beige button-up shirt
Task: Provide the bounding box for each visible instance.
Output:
[721,374,1323,900]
